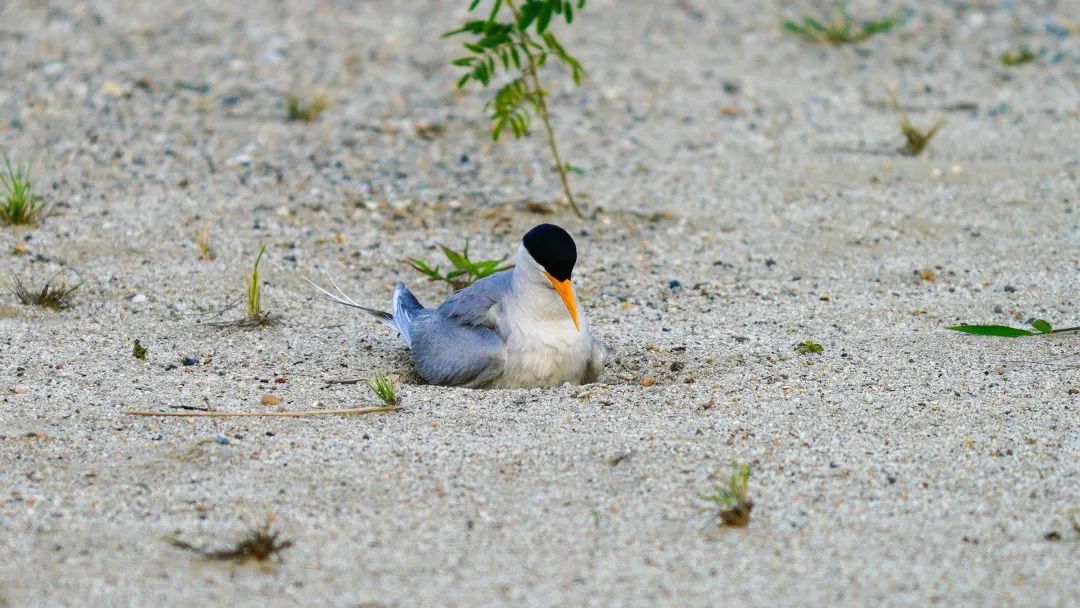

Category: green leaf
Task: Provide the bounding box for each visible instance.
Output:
[537,1,554,33]
[484,0,503,30]
[468,0,482,10]
[1031,319,1053,334]
[518,1,542,30]
[946,325,1037,337]
[451,57,474,66]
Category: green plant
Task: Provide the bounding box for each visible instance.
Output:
[1000,47,1036,66]
[11,273,81,310]
[247,244,266,317]
[168,519,293,562]
[132,339,148,360]
[795,339,824,355]
[784,1,902,45]
[947,319,1080,337]
[446,0,587,218]
[286,92,328,122]
[1,155,45,225]
[366,375,398,406]
[899,114,945,156]
[409,240,513,291]
[213,244,274,328]
[196,225,215,260]
[701,462,753,527]
[884,89,944,156]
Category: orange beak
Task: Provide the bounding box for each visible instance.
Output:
[542,271,581,331]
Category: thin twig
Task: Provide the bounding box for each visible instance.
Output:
[126,406,398,418]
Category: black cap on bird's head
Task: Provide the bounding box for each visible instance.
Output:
[522,223,581,331]
[523,223,577,281]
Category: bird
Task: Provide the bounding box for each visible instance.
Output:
[308,224,606,389]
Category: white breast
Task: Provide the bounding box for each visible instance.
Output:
[492,299,593,388]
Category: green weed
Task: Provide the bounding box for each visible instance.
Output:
[286,93,328,122]
[366,375,398,406]
[701,462,753,527]
[1,155,45,225]
[446,0,588,218]
[409,240,512,291]
[1000,47,1036,66]
[947,319,1079,337]
[795,339,824,355]
[784,1,902,45]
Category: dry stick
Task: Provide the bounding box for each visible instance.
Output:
[125,406,398,418]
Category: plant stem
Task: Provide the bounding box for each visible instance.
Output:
[1050,326,1080,335]
[508,0,584,219]
[125,406,398,417]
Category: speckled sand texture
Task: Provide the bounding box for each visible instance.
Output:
[1,1,1079,606]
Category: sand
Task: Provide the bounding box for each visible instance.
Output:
[1,1,1078,606]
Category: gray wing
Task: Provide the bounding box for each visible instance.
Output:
[436,271,513,327]
[410,309,506,387]
[409,272,513,387]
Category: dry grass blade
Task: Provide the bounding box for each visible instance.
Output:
[11,273,82,310]
[126,405,398,417]
[168,520,293,562]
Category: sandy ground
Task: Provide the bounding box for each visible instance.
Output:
[1,0,1079,606]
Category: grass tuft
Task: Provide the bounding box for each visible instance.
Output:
[784,1,902,45]
[11,273,82,310]
[899,115,945,156]
[701,462,753,527]
[1,155,46,225]
[196,225,215,260]
[247,244,266,317]
[168,519,293,563]
[132,339,148,360]
[794,339,824,354]
[409,240,512,291]
[366,375,398,406]
[286,93,328,122]
[1000,47,1036,67]
[212,244,275,328]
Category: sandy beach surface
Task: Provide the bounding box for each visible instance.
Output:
[1,1,1078,606]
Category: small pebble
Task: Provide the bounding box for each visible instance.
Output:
[131,294,147,303]
[261,394,281,406]
[668,280,682,290]
[182,356,200,366]
[639,376,657,387]
[13,385,30,394]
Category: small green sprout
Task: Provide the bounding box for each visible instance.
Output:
[213,244,274,328]
[701,462,753,527]
[11,273,81,310]
[1000,47,1036,67]
[196,226,215,260]
[1,155,46,225]
[132,339,148,360]
[795,339,824,355]
[784,1,902,45]
[168,519,293,563]
[247,244,266,317]
[409,240,513,291]
[947,319,1080,337]
[366,375,398,406]
[286,93,328,122]
[899,115,945,156]
[446,0,589,218]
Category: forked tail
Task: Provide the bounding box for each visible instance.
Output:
[304,274,422,348]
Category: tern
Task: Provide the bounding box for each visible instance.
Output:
[309,224,606,388]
